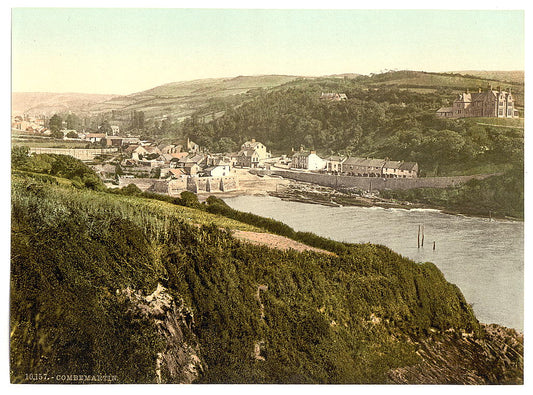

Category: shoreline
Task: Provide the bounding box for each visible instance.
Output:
[196,171,521,222]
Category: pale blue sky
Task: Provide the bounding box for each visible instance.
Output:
[11,8,525,94]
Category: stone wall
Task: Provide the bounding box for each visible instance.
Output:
[270,170,496,191]
[168,178,188,196]
[118,177,169,193]
[186,176,239,194]
[29,147,119,161]
[127,175,241,197]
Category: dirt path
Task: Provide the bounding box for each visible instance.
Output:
[232,230,336,256]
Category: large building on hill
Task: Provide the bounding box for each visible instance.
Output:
[437,85,519,119]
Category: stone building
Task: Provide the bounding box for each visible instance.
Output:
[236,139,271,168]
[437,85,519,119]
[291,150,326,171]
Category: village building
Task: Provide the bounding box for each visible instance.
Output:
[341,157,418,178]
[181,163,201,176]
[236,148,261,168]
[396,162,419,178]
[381,160,403,178]
[110,125,120,135]
[236,139,271,168]
[105,137,123,147]
[324,155,346,173]
[186,138,200,153]
[164,168,188,179]
[159,144,181,154]
[174,153,207,169]
[168,153,190,168]
[131,145,163,161]
[342,157,386,177]
[320,92,348,101]
[291,150,326,171]
[437,86,519,119]
[86,133,106,143]
[204,164,231,178]
[120,137,141,146]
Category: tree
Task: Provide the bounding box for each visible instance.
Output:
[48,114,63,132]
[99,120,112,135]
[65,114,81,130]
[51,130,65,140]
[216,137,237,153]
[11,146,30,169]
[66,131,78,139]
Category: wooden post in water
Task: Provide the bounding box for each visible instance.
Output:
[433,241,436,250]
[417,225,421,249]
[421,225,425,247]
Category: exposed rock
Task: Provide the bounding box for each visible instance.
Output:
[122,284,206,383]
[387,324,523,384]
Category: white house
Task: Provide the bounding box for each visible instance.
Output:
[291,150,326,171]
[204,164,231,177]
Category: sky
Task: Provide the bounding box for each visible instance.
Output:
[10,6,527,95]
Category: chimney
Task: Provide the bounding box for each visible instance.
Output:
[251,138,256,143]
[488,84,493,91]
[310,150,316,155]
[478,87,482,93]
[466,88,469,94]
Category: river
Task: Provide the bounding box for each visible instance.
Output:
[224,195,524,331]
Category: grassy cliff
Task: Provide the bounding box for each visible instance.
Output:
[10,157,523,384]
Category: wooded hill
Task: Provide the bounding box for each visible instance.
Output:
[10,155,523,384]
[176,70,523,177]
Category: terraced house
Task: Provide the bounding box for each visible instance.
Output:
[437,85,519,119]
[341,157,418,178]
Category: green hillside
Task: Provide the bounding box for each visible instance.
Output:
[10,155,523,384]
[175,71,523,177]
[450,70,524,84]
[88,75,301,120]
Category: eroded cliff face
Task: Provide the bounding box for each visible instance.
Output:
[387,324,523,384]
[122,284,205,383]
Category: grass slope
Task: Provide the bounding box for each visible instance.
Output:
[11,167,487,383]
[89,75,300,119]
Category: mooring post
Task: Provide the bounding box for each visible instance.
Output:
[421,225,425,247]
[418,225,421,249]
[433,241,436,251]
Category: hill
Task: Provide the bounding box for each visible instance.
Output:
[10,155,523,384]
[11,92,119,116]
[87,74,302,120]
[360,70,523,96]
[449,70,524,84]
[177,70,523,177]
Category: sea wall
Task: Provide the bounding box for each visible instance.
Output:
[116,175,240,197]
[269,170,496,191]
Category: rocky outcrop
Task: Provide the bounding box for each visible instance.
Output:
[122,284,205,383]
[387,324,523,384]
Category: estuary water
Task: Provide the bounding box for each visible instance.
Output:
[224,195,524,331]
